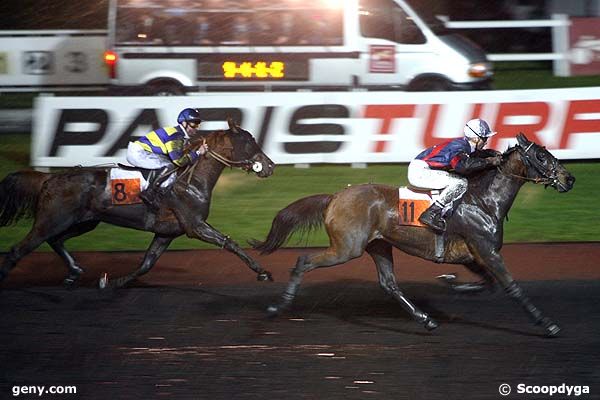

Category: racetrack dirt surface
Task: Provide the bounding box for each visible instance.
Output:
[1,243,599,399]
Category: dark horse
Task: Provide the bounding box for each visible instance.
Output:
[252,133,575,337]
[0,118,275,287]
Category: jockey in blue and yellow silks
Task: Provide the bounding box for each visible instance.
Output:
[407,119,502,233]
[126,108,208,210]
[134,125,199,167]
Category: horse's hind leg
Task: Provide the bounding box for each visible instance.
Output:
[104,234,173,289]
[267,241,364,316]
[1,205,81,282]
[48,221,100,286]
[0,230,48,282]
[366,240,438,331]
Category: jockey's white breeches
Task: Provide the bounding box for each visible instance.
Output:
[126,142,176,187]
[407,159,468,206]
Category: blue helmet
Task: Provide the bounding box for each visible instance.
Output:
[177,108,202,125]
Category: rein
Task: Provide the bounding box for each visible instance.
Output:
[206,148,252,168]
[177,141,253,185]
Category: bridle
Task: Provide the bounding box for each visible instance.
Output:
[179,135,263,184]
[498,143,561,188]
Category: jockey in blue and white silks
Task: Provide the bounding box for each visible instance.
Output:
[126,108,208,210]
[408,119,502,233]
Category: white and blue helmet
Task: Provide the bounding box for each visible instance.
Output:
[464,119,497,139]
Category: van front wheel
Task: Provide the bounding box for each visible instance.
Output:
[145,82,186,96]
[408,78,451,92]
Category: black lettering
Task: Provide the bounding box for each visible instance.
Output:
[257,106,274,149]
[285,104,348,154]
[113,183,127,201]
[104,109,160,156]
[49,109,108,156]
[194,108,243,135]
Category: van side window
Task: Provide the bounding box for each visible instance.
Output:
[114,1,343,46]
[359,0,426,45]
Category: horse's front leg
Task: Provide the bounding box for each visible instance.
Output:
[189,220,273,282]
[472,245,559,337]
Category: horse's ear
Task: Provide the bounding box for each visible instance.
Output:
[227,117,239,134]
[516,132,529,147]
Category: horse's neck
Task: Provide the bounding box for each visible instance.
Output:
[188,156,226,193]
[466,154,526,221]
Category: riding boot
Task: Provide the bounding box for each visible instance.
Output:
[419,201,447,233]
[140,166,172,211]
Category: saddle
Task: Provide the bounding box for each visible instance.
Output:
[117,163,156,182]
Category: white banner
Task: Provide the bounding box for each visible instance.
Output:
[32,87,600,167]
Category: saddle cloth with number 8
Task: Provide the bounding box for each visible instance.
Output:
[109,168,150,205]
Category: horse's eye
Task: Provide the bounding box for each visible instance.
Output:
[537,152,547,162]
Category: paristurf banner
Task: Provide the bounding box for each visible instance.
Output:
[33,87,600,167]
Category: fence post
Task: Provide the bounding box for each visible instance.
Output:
[552,13,570,77]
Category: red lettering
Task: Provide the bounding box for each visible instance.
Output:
[364,105,416,152]
[422,104,441,148]
[423,103,484,148]
[491,102,548,149]
[470,103,484,120]
[560,100,600,149]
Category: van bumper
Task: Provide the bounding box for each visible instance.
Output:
[450,79,493,91]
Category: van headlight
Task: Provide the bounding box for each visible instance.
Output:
[468,62,492,78]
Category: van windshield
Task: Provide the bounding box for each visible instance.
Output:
[113,0,343,46]
[403,0,449,35]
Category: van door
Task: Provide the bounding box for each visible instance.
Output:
[357,0,436,88]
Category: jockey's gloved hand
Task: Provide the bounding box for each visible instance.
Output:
[488,155,503,166]
[474,148,502,158]
[195,143,209,156]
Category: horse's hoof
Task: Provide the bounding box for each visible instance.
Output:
[424,317,439,331]
[266,305,281,318]
[451,282,487,293]
[536,317,560,337]
[545,323,561,338]
[98,272,109,290]
[257,271,273,282]
[63,278,78,288]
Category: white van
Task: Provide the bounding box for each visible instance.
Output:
[105,0,492,94]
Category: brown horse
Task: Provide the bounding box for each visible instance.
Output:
[0,119,275,288]
[252,133,575,337]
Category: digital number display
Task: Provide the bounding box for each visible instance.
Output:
[223,61,285,79]
[198,59,308,81]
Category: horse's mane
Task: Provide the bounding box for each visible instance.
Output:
[187,129,227,151]
[464,145,520,194]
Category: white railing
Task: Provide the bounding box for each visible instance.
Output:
[443,14,571,76]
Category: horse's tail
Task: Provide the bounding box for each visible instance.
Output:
[250,194,333,254]
[0,171,49,226]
